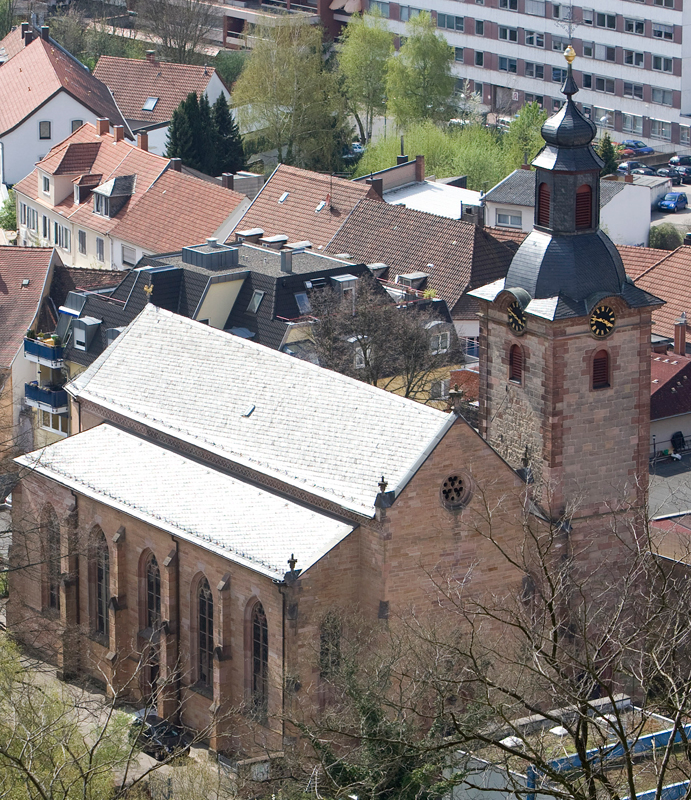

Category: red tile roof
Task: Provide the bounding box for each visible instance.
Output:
[53,142,102,175]
[94,56,224,125]
[635,247,691,339]
[112,169,246,253]
[651,351,691,420]
[230,164,379,248]
[449,368,479,402]
[0,30,127,136]
[0,246,55,368]
[326,200,516,316]
[618,245,666,279]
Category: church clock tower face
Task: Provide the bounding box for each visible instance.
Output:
[589,305,616,338]
[507,301,526,334]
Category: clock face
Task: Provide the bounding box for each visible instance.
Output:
[507,301,526,334]
[590,305,616,338]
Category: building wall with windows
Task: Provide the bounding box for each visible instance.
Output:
[372,0,691,148]
[1,92,110,187]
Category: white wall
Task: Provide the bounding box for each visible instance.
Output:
[651,414,691,456]
[1,92,113,187]
[485,202,532,233]
[600,184,651,247]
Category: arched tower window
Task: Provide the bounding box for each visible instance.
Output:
[592,350,610,389]
[146,554,161,630]
[42,505,61,612]
[509,344,523,383]
[252,602,268,720]
[537,182,551,226]
[319,612,341,681]
[575,184,592,229]
[198,578,213,689]
[92,530,110,637]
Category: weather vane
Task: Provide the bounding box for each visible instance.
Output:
[143,282,153,303]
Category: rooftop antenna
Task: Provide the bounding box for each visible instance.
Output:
[400,135,404,157]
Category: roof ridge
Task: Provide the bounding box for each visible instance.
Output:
[633,247,676,281]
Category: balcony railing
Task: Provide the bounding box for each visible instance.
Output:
[24,383,69,413]
[24,338,64,368]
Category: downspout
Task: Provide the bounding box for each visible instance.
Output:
[276,581,286,743]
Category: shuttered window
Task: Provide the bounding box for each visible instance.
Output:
[509,344,523,383]
[537,182,550,226]
[575,184,592,229]
[593,350,609,389]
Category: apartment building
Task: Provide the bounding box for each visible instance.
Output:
[374,0,689,148]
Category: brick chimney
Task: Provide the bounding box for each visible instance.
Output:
[24,29,33,45]
[146,50,156,62]
[674,312,687,355]
[170,158,182,172]
[113,125,124,142]
[625,174,634,183]
[415,154,425,183]
[397,155,408,165]
[20,22,28,38]
[41,26,49,41]
[367,177,383,199]
[221,173,234,190]
[96,118,109,136]
[137,131,148,152]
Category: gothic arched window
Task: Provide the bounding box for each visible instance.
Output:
[509,344,523,384]
[575,184,592,229]
[146,554,161,630]
[93,530,110,637]
[252,602,268,720]
[537,182,551,226]
[593,350,610,389]
[198,578,213,688]
[42,505,61,612]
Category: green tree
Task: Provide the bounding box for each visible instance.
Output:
[0,0,14,40]
[141,0,217,64]
[649,223,684,250]
[503,101,548,167]
[197,92,215,173]
[338,12,393,144]
[214,50,248,89]
[385,12,456,127]
[166,92,202,169]
[0,190,16,232]
[212,93,245,175]
[598,131,619,176]
[233,21,350,168]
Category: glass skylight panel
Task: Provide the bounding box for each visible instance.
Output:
[142,97,159,111]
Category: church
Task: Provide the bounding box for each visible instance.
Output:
[6,50,661,758]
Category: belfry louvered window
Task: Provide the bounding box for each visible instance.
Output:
[537,182,551,226]
[575,184,592,229]
[509,344,523,383]
[593,350,610,389]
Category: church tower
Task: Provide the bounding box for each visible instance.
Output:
[470,48,662,520]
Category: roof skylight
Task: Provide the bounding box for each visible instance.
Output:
[142,97,159,111]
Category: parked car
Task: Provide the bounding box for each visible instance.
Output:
[129,710,191,761]
[658,192,689,212]
[631,167,656,176]
[669,155,691,167]
[674,165,691,184]
[621,139,655,155]
[351,142,365,154]
[657,168,684,186]
[617,160,644,174]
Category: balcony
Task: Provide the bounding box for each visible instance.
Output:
[24,338,64,368]
[24,383,69,414]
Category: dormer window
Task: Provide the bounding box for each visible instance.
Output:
[247,290,265,314]
[142,97,159,111]
[42,176,49,194]
[94,194,109,217]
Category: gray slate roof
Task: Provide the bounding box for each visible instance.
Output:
[16,424,354,579]
[67,305,450,516]
[484,170,626,208]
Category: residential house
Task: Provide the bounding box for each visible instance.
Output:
[229,163,380,249]
[93,54,230,156]
[0,24,129,187]
[13,121,250,270]
[0,247,61,469]
[325,198,515,350]
[634,245,691,345]
[483,168,652,245]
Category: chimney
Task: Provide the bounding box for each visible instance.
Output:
[674,312,687,356]
[367,177,383,199]
[415,154,425,183]
[146,49,156,62]
[625,174,634,183]
[221,172,234,190]
[24,29,33,45]
[113,125,124,143]
[280,248,293,274]
[137,131,148,152]
[520,163,531,170]
[41,26,49,41]
[170,157,182,172]
[206,237,219,248]
[20,22,28,39]
[96,118,109,136]
[396,155,408,165]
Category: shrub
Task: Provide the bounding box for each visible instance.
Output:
[649,223,684,251]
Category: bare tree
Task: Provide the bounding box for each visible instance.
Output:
[141,0,218,64]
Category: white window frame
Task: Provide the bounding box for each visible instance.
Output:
[247,289,265,314]
[653,23,674,39]
[652,87,673,106]
[624,82,644,100]
[38,120,51,140]
[624,17,644,34]
[681,126,691,146]
[651,119,672,141]
[475,51,484,67]
[54,223,70,251]
[499,56,517,72]
[430,378,450,400]
[71,119,84,133]
[94,193,110,217]
[525,62,544,79]
[624,50,644,68]
[74,327,87,351]
[42,175,50,194]
[78,230,87,255]
[475,19,484,35]
[496,209,523,228]
[524,0,545,15]
[595,12,616,28]
[40,411,68,437]
[653,55,673,73]
[122,245,136,266]
[431,331,450,355]
[499,26,518,41]
[96,237,105,263]
[622,114,643,135]
[525,30,544,47]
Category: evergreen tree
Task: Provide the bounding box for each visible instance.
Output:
[212,93,245,175]
[166,92,199,168]
[598,131,619,176]
[197,92,215,173]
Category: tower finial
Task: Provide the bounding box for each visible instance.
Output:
[560,45,579,98]
[564,45,576,64]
